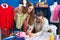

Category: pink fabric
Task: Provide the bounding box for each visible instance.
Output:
[52,5,60,21]
[16,32,26,38]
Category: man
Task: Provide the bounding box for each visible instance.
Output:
[27,11,49,37]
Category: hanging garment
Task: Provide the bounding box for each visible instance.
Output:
[52,4,60,21]
[50,2,59,23]
[0,4,14,37]
[16,12,27,30]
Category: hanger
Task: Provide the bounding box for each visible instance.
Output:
[23,0,27,7]
[39,0,41,2]
[1,3,8,8]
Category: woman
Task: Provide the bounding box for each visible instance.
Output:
[15,5,28,31]
[23,3,34,32]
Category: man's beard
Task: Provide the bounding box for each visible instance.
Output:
[36,20,40,23]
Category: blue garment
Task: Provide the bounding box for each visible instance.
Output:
[35,7,51,22]
[0,0,20,8]
[4,36,25,40]
[57,0,60,4]
[4,36,15,40]
[14,36,25,40]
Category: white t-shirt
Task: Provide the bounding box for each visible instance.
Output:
[30,17,48,36]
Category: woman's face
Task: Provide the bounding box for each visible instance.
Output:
[28,6,33,13]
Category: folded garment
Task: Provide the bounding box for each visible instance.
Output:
[3,36,15,40]
[14,37,25,40]
[4,36,25,40]
[16,32,26,38]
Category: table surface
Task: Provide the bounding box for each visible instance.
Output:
[4,32,60,40]
[25,33,60,40]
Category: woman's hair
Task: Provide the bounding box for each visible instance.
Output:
[22,7,27,14]
[26,3,34,25]
[14,6,27,14]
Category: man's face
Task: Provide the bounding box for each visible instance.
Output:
[36,16,43,23]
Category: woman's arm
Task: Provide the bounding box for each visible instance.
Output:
[27,25,34,33]
[26,24,34,36]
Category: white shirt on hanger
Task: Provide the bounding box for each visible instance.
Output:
[23,0,27,7]
[50,2,59,23]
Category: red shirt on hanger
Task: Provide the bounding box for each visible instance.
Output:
[0,5,14,36]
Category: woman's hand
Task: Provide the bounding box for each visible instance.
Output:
[27,25,33,33]
[10,32,14,36]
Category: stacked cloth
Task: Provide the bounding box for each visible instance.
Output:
[4,36,25,40]
[4,32,26,40]
[4,32,50,40]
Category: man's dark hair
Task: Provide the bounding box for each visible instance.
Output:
[37,11,44,17]
[54,0,56,2]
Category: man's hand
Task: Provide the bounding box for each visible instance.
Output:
[27,31,36,37]
[29,33,36,37]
